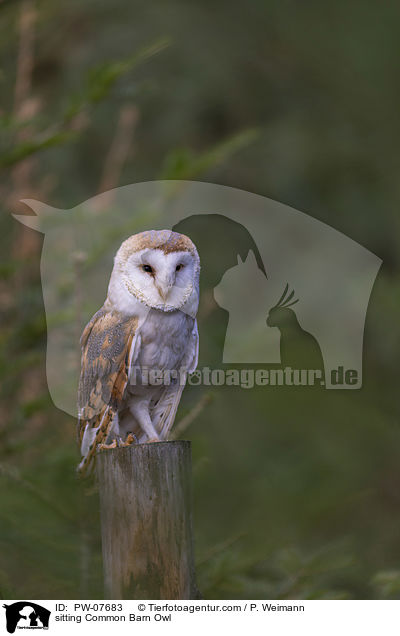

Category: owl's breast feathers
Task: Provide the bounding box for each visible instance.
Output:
[77,307,138,474]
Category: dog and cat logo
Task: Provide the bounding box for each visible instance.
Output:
[14,181,382,410]
[2,603,50,633]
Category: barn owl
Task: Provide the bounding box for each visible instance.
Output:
[77,230,200,475]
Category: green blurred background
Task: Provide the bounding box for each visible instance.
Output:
[1,0,400,600]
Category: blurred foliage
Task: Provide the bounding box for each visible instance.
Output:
[160,128,259,180]
[64,38,170,119]
[0,0,400,600]
[0,37,170,168]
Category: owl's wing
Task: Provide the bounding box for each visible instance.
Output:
[77,306,140,475]
[152,320,199,440]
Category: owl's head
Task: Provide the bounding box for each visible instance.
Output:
[109,230,200,315]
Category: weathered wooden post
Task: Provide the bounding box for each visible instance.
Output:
[96,440,199,599]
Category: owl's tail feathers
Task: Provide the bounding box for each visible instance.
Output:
[76,454,95,478]
[76,406,114,478]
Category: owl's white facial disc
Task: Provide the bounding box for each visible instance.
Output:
[123,248,198,312]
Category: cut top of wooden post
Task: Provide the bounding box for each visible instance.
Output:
[96,441,199,600]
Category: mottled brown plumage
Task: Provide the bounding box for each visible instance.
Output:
[77,307,138,474]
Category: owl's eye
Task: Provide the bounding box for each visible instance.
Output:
[176,264,184,271]
[142,264,153,274]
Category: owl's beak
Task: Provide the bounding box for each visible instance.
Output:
[157,286,168,301]
[156,276,174,302]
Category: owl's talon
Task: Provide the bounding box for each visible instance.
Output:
[115,433,137,447]
[98,439,117,450]
[124,433,136,445]
[147,437,160,443]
